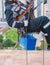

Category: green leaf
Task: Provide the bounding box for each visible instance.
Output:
[5,28,18,42]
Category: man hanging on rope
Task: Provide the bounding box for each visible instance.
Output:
[5,0,50,49]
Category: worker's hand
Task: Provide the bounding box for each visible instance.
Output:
[26,4,30,12]
[22,31,27,37]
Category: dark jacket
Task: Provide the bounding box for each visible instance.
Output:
[5,1,28,28]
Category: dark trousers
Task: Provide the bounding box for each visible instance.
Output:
[45,26,50,48]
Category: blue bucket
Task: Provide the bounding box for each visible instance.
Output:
[20,34,37,50]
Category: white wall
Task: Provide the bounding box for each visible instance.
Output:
[46,0,50,18]
[0,0,2,18]
[37,0,44,17]
[0,0,5,19]
[47,0,50,11]
[34,0,43,17]
[34,0,37,17]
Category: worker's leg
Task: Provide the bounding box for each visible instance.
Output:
[28,16,49,32]
[28,16,50,49]
[44,26,50,49]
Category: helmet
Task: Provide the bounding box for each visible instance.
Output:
[5,0,14,6]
